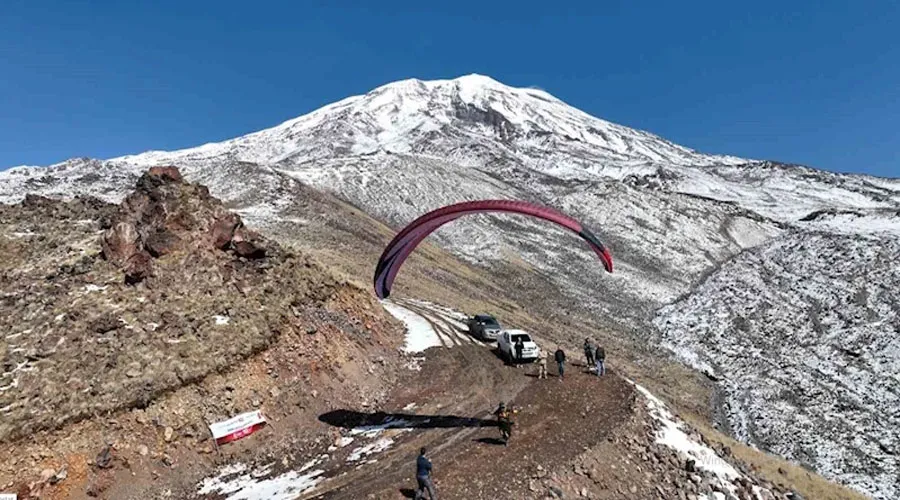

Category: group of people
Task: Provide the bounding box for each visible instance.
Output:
[535,340,606,380]
[412,339,608,499]
[583,338,606,376]
[413,401,518,499]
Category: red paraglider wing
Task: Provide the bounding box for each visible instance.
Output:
[373,200,613,299]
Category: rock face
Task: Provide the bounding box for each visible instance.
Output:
[99,166,269,284]
[0,168,386,443]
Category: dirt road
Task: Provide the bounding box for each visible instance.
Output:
[305,343,634,499]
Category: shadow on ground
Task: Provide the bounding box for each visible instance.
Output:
[474,437,507,446]
[318,410,499,430]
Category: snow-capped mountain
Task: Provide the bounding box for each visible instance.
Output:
[2,73,900,497]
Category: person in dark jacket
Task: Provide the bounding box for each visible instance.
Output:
[554,346,566,379]
[583,338,595,368]
[415,447,437,499]
[594,344,606,376]
[514,337,524,365]
[493,402,515,445]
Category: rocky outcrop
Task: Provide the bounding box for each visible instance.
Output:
[0,168,400,445]
[99,166,270,284]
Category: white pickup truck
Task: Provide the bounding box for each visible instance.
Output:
[497,329,540,363]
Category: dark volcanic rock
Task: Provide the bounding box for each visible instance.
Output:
[144,230,181,257]
[147,165,183,182]
[98,166,279,283]
[125,251,153,284]
[210,213,241,250]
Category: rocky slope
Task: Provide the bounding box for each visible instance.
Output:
[2,74,899,497]
[0,167,404,448]
[656,230,900,499]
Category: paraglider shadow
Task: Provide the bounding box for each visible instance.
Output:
[399,488,417,498]
[318,410,498,430]
[474,437,507,446]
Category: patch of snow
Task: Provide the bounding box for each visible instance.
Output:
[800,211,900,236]
[348,417,413,438]
[213,315,231,325]
[404,356,425,371]
[83,284,108,293]
[196,462,324,500]
[380,300,442,353]
[632,383,777,499]
[346,437,395,462]
[298,457,325,473]
[634,384,740,482]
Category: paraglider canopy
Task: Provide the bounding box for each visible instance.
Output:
[373,199,613,299]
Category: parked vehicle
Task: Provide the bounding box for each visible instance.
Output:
[467,314,502,341]
[497,329,540,363]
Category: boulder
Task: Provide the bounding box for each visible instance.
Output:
[125,251,153,284]
[147,166,183,182]
[210,214,241,250]
[100,222,141,265]
[144,230,182,257]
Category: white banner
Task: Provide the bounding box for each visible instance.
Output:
[208,410,268,445]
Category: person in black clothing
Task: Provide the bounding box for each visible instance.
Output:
[415,447,437,499]
[554,346,566,379]
[514,337,524,365]
[583,338,595,369]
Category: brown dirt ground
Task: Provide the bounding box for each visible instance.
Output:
[303,345,635,500]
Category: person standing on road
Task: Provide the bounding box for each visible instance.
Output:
[514,337,525,365]
[415,447,437,500]
[583,338,595,369]
[594,343,606,376]
[554,346,566,379]
[538,350,548,379]
[494,402,515,446]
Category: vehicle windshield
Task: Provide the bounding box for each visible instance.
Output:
[511,334,532,343]
[475,315,499,326]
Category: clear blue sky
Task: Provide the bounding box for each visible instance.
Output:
[2,1,898,177]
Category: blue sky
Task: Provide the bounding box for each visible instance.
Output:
[1,1,898,177]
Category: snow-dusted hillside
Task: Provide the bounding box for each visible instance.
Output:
[2,73,900,497]
[656,232,900,499]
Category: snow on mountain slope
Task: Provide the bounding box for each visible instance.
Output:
[279,152,782,328]
[655,232,900,499]
[2,73,899,497]
[110,74,748,171]
[669,162,900,224]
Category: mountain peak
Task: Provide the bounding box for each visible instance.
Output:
[448,73,506,88]
[103,73,749,170]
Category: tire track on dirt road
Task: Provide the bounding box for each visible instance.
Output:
[300,344,530,500]
[396,299,486,348]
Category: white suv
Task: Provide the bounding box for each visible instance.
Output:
[497,329,540,363]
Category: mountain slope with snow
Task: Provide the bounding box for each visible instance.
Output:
[2,73,899,497]
[655,231,900,499]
